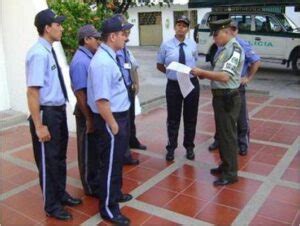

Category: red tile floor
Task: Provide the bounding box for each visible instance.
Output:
[1,90,300,225]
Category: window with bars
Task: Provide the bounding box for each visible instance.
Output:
[139,12,162,25]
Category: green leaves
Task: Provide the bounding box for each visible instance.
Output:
[48,0,113,62]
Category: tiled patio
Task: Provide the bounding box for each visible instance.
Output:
[1,90,300,225]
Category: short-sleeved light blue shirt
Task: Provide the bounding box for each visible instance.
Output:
[87,43,130,113]
[69,46,93,92]
[236,36,260,77]
[26,37,66,106]
[157,36,198,80]
[116,47,132,86]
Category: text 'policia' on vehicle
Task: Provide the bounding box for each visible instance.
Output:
[193,6,300,75]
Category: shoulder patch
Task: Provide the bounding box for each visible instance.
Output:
[222,45,242,75]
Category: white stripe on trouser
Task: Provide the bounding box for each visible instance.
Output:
[40,111,46,207]
[84,133,92,194]
[105,124,115,218]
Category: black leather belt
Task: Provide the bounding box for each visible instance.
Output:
[40,105,66,111]
[113,110,128,118]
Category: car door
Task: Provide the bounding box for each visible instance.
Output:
[252,15,286,58]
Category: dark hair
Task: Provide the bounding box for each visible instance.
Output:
[78,38,85,46]
[101,33,109,42]
[37,25,46,36]
[36,23,52,36]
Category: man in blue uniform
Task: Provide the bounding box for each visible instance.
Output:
[157,15,200,161]
[87,15,133,225]
[26,9,81,221]
[116,16,146,165]
[69,24,101,197]
[208,21,261,156]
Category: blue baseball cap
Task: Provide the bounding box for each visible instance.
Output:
[101,14,133,34]
[34,9,65,28]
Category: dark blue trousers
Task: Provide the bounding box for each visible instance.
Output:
[29,105,69,214]
[166,77,200,152]
[74,104,101,196]
[93,111,129,219]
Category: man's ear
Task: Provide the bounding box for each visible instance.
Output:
[84,37,90,44]
[110,33,116,42]
[44,24,52,34]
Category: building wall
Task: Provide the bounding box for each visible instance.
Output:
[0,24,10,110]
[127,5,211,46]
[1,0,76,131]
[286,6,300,27]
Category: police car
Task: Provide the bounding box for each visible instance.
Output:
[194,8,300,75]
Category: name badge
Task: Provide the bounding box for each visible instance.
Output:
[124,63,131,69]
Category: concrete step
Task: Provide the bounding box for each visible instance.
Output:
[0,110,28,130]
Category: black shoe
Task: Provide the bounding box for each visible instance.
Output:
[210,167,223,176]
[46,209,72,221]
[213,177,238,186]
[239,149,248,156]
[130,143,147,150]
[117,194,133,203]
[61,196,82,206]
[102,214,131,225]
[186,149,195,160]
[166,150,174,161]
[124,158,139,165]
[208,141,219,151]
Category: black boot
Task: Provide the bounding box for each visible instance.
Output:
[208,140,219,151]
[166,150,174,161]
[186,149,195,160]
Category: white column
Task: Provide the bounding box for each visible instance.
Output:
[0,23,10,110]
[1,0,76,131]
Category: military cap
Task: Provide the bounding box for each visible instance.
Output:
[101,14,133,34]
[77,24,101,41]
[34,9,65,28]
[176,15,190,26]
[209,18,232,36]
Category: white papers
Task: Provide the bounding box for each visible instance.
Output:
[176,72,195,98]
[167,62,191,74]
[167,62,194,98]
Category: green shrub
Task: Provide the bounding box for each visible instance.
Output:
[48,0,113,62]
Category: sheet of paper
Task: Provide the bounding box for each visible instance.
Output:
[176,72,194,98]
[166,62,191,74]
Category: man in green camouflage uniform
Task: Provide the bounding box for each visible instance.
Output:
[191,19,244,186]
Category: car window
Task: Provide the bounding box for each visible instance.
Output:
[275,14,297,31]
[230,15,252,32]
[255,15,282,33]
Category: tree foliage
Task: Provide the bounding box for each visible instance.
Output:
[47,0,113,61]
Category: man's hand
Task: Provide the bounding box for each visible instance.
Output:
[36,125,51,142]
[86,117,95,134]
[191,68,204,79]
[110,122,119,135]
[132,83,139,95]
[241,77,250,85]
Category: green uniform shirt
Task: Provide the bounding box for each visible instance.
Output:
[211,37,245,89]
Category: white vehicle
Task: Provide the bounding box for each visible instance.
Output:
[194,9,300,75]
